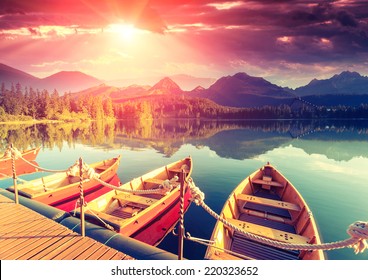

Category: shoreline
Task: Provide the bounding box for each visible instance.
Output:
[0,120,62,125]
[1,117,368,125]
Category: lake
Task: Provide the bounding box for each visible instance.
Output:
[0,119,367,260]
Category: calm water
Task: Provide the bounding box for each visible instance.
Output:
[0,119,367,260]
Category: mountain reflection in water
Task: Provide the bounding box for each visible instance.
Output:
[1,119,367,260]
[1,119,368,161]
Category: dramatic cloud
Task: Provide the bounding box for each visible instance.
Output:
[1,0,368,87]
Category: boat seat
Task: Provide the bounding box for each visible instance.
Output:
[168,168,188,174]
[237,194,301,212]
[95,165,110,172]
[227,218,310,244]
[143,178,179,190]
[113,193,158,207]
[240,191,292,219]
[238,213,295,233]
[251,178,284,188]
[144,178,165,185]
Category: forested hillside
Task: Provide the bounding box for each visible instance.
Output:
[1,83,368,122]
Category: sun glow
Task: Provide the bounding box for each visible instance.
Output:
[106,23,137,41]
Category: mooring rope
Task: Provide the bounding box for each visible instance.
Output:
[9,146,75,173]
[82,162,179,194]
[84,207,115,231]
[183,232,254,260]
[188,179,368,254]
[93,176,165,194]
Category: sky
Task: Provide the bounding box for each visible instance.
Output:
[1,0,368,88]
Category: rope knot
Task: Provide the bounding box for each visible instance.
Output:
[347,221,368,254]
[83,163,100,180]
[188,178,205,206]
[66,161,80,176]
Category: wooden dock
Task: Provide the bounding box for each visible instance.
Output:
[0,194,133,260]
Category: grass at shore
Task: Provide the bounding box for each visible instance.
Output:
[0,119,63,125]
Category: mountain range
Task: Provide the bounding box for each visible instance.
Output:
[0,63,102,93]
[1,63,368,108]
[295,71,368,96]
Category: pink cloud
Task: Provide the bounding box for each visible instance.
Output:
[1,0,368,87]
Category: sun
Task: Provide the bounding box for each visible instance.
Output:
[107,23,136,41]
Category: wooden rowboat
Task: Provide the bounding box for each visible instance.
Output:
[205,162,325,260]
[0,147,41,179]
[79,157,192,247]
[6,156,121,211]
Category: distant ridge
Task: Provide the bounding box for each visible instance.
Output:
[41,71,102,93]
[0,63,101,93]
[0,63,39,87]
[295,71,368,96]
[1,62,368,107]
[169,74,216,90]
[148,77,183,95]
[189,72,292,107]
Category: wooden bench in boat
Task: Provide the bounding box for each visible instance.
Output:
[143,178,165,185]
[113,193,158,207]
[143,178,179,189]
[227,218,310,244]
[95,165,110,172]
[237,193,301,212]
[168,168,189,174]
[252,178,283,188]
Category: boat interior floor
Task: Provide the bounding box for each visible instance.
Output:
[231,214,300,260]
[231,188,301,260]
[231,231,300,260]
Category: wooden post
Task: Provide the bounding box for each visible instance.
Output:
[10,144,19,204]
[79,157,85,237]
[177,170,186,260]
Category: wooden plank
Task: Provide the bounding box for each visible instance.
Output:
[227,218,310,244]
[110,251,133,260]
[98,248,119,260]
[52,238,94,260]
[43,237,87,260]
[144,178,165,185]
[168,168,188,174]
[0,194,133,260]
[0,221,61,259]
[95,165,110,171]
[252,179,284,188]
[237,193,301,212]
[16,228,71,260]
[86,246,111,260]
[0,216,47,235]
[74,242,106,260]
[0,206,37,225]
[30,235,80,260]
[0,219,56,253]
[113,193,158,207]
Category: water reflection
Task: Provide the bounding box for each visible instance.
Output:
[1,119,368,161]
[1,119,367,260]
